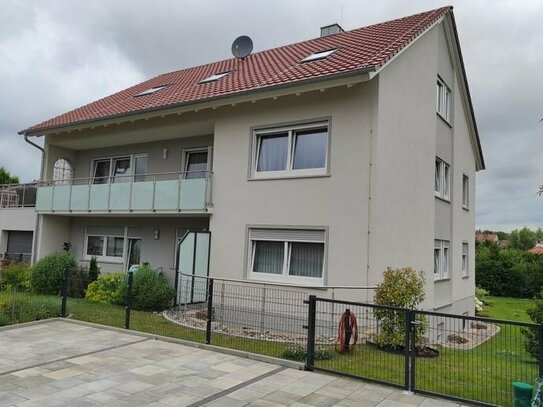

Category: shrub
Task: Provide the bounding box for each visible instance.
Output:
[0,263,31,290]
[373,267,427,349]
[30,253,77,295]
[126,265,175,311]
[521,290,543,359]
[85,273,126,305]
[88,256,100,283]
[281,345,334,361]
[67,266,91,298]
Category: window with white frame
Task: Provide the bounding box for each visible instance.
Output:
[52,158,73,185]
[462,174,469,209]
[91,154,148,184]
[248,228,325,284]
[252,122,329,178]
[434,239,450,280]
[183,147,211,179]
[436,77,452,122]
[85,234,124,262]
[435,157,450,201]
[462,242,469,277]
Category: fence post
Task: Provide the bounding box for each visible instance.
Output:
[124,272,133,329]
[305,295,317,371]
[539,324,543,378]
[206,278,214,344]
[60,268,69,317]
[403,309,417,393]
[173,271,179,307]
[409,310,417,393]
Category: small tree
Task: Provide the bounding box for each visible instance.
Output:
[0,167,19,184]
[88,256,100,283]
[373,267,427,349]
[521,290,543,359]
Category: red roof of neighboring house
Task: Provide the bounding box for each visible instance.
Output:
[22,7,452,134]
[529,246,543,255]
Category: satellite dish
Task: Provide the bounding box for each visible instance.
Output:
[231,35,253,59]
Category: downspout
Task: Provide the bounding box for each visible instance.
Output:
[24,134,44,265]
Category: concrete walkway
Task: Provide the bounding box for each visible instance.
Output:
[0,320,471,407]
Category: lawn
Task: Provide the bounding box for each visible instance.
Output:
[0,291,539,407]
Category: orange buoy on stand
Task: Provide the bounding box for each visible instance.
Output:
[336,308,358,353]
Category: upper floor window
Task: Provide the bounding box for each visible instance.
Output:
[462,242,469,277]
[435,157,450,201]
[53,158,73,185]
[91,154,147,184]
[436,77,452,122]
[434,239,450,280]
[183,148,211,179]
[462,174,469,209]
[252,122,329,179]
[248,228,326,285]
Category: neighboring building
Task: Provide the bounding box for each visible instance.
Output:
[529,246,543,255]
[0,183,37,264]
[475,231,499,244]
[18,7,484,315]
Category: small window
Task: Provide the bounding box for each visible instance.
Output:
[85,235,124,262]
[462,175,469,209]
[253,123,329,178]
[434,239,450,280]
[184,150,209,179]
[249,228,326,284]
[199,71,231,83]
[91,155,147,184]
[134,85,168,97]
[301,49,337,63]
[462,242,469,277]
[435,157,450,201]
[53,158,73,186]
[436,77,452,122]
[86,236,104,256]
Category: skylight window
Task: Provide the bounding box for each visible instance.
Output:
[199,71,231,84]
[134,85,168,97]
[300,48,337,63]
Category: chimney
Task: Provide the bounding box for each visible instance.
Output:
[320,23,344,37]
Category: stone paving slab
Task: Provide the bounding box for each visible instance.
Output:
[0,320,472,406]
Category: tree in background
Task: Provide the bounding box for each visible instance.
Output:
[509,227,537,250]
[0,167,19,184]
[495,231,509,241]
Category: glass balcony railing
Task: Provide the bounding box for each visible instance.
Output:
[35,171,213,214]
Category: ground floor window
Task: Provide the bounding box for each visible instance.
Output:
[84,227,142,267]
[248,228,326,285]
[85,235,124,262]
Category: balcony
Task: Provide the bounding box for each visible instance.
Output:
[0,183,38,208]
[35,171,213,214]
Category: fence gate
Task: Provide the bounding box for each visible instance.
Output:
[175,231,210,305]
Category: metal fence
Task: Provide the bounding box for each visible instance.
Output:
[306,295,543,407]
[0,183,37,207]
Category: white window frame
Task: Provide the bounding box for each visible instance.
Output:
[301,49,337,63]
[436,77,452,123]
[462,174,469,209]
[90,153,148,184]
[251,122,330,179]
[434,239,450,280]
[199,71,231,83]
[248,229,326,286]
[84,234,125,263]
[134,85,168,97]
[435,157,450,201]
[52,158,74,185]
[181,146,213,178]
[462,241,469,278]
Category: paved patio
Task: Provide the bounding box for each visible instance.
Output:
[0,320,471,407]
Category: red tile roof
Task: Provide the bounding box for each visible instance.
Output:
[529,246,543,255]
[23,6,451,134]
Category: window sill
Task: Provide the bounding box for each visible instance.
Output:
[434,277,451,283]
[248,173,331,182]
[462,275,469,279]
[249,272,324,287]
[82,258,123,265]
[435,195,451,204]
[462,206,470,211]
[436,112,452,128]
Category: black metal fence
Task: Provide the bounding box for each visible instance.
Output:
[306,295,543,407]
[1,269,542,407]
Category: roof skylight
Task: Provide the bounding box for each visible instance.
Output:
[134,85,168,97]
[199,71,231,84]
[300,49,337,63]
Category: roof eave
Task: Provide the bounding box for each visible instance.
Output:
[20,66,376,137]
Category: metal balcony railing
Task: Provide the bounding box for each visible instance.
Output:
[0,183,38,208]
[35,171,213,213]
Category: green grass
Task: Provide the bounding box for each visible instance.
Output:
[478,296,535,322]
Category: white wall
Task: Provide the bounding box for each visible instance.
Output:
[0,207,37,256]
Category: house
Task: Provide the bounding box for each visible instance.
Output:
[529,246,543,255]
[18,6,484,315]
[475,231,499,244]
[0,183,37,264]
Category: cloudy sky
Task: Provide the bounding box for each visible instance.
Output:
[1,0,542,231]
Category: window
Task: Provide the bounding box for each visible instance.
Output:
[52,158,73,185]
[301,49,337,63]
[462,175,469,209]
[462,242,469,277]
[252,122,329,178]
[184,149,209,179]
[199,71,231,83]
[134,85,168,97]
[91,155,148,184]
[435,157,450,201]
[434,239,450,280]
[85,235,124,262]
[436,77,452,122]
[249,228,326,284]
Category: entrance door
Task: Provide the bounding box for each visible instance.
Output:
[126,238,142,270]
[176,231,210,305]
